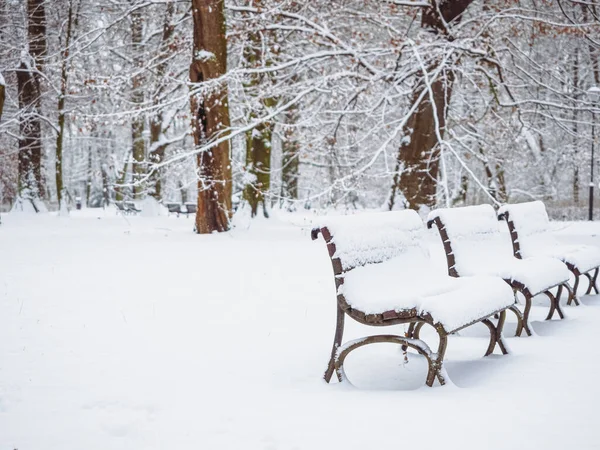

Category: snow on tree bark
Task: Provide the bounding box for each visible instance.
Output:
[16,0,48,201]
[190,0,232,233]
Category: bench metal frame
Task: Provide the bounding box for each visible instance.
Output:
[312,226,509,388]
[427,216,570,337]
[498,210,599,306]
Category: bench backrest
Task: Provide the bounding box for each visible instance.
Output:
[497,201,555,259]
[312,210,431,277]
[185,203,197,213]
[167,203,181,213]
[115,202,126,211]
[427,204,513,277]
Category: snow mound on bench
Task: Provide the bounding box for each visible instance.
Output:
[499,201,600,273]
[340,256,514,332]
[319,210,430,270]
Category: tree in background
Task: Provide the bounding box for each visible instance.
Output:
[16,0,47,205]
[190,0,232,233]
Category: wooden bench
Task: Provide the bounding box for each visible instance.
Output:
[115,201,141,215]
[312,210,515,387]
[184,203,197,216]
[427,204,572,337]
[124,202,141,214]
[166,203,182,217]
[498,201,600,305]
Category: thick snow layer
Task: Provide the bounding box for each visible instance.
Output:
[3,211,600,450]
[321,210,513,331]
[341,257,514,332]
[499,202,600,273]
[428,205,570,293]
[318,210,430,270]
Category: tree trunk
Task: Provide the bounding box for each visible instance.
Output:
[148,0,175,202]
[115,152,130,202]
[55,0,77,211]
[17,61,44,200]
[17,0,47,201]
[280,104,300,208]
[389,1,473,211]
[190,0,232,233]
[86,144,92,206]
[572,47,580,205]
[242,14,274,218]
[0,77,5,122]
[244,122,272,217]
[131,3,146,199]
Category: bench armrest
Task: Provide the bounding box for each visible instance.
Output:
[311,227,322,241]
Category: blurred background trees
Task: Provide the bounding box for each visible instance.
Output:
[0,0,599,228]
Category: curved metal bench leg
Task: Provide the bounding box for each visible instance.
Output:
[431,330,448,387]
[496,310,509,354]
[333,335,440,388]
[592,268,599,294]
[509,305,524,337]
[482,319,498,356]
[562,282,575,309]
[324,304,345,383]
[413,322,425,340]
[568,274,580,306]
[544,285,564,320]
[483,310,509,355]
[402,322,416,352]
[554,285,565,319]
[584,272,594,295]
[522,294,533,337]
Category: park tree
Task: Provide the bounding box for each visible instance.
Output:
[190,0,232,233]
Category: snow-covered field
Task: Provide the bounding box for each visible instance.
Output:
[2,209,600,449]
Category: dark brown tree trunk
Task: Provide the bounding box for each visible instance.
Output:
[17,0,47,201]
[17,61,44,199]
[190,0,232,233]
[389,1,474,211]
[0,78,5,122]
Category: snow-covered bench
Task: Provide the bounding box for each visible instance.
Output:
[311,210,515,387]
[166,203,182,216]
[427,204,571,337]
[498,201,600,305]
[115,201,140,215]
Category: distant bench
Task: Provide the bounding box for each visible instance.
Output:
[312,210,515,387]
[498,201,600,305]
[115,201,141,215]
[427,204,571,337]
[166,203,197,217]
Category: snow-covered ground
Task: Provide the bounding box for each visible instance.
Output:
[2,208,600,450]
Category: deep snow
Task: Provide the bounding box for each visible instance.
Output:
[2,208,600,449]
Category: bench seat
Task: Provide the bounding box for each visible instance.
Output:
[546,246,600,274]
[428,204,572,337]
[341,259,514,333]
[452,255,570,297]
[498,201,600,303]
[313,209,515,388]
